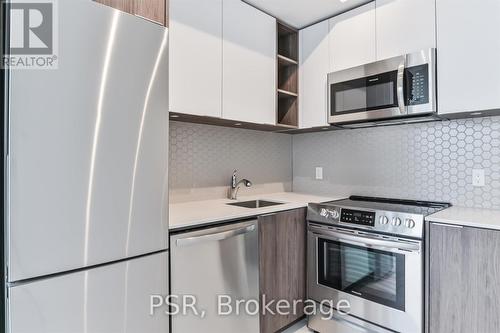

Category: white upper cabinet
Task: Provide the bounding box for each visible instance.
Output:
[299,20,330,129]
[328,2,377,72]
[169,0,222,117]
[376,0,436,60]
[222,0,276,125]
[437,0,500,115]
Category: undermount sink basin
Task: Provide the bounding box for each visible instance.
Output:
[227,200,284,209]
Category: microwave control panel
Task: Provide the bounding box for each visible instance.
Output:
[406,64,429,106]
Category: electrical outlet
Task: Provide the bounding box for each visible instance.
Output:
[315,167,323,180]
[472,169,485,187]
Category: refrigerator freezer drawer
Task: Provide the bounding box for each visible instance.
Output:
[8,251,169,333]
[7,0,169,282]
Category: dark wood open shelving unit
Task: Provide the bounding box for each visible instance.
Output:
[276,22,299,128]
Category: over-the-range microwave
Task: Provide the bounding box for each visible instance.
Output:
[328,48,438,127]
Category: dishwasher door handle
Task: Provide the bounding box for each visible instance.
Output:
[176,224,256,247]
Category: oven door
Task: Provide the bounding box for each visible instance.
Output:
[307,224,423,333]
[328,55,406,124]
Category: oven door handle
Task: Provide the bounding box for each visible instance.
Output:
[312,229,420,252]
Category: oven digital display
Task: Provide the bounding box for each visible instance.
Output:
[340,209,375,226]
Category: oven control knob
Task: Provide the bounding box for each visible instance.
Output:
[405,219,416,229]
[331,210,340,219]
[379,216,389,225]
[392,217,402,226]
[320,208,329,218]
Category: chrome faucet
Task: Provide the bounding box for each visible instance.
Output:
[229,170,252,200]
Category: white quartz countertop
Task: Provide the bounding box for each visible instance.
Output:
[426,206,500,230]
[169,192,341,231]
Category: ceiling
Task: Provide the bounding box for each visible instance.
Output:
[243,0,372,29]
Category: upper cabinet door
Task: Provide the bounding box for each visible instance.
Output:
[299,20,329,129]
[376,0,436,60]
[169,0,223,117]
[134,0,166,26]
[437,0,500,115]
[222,0,276,125]
[328,2,376,72]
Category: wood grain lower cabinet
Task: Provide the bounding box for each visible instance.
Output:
[259,208,307,333]
[428,223,500,333]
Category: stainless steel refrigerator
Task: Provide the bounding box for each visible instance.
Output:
[2,1,169,332]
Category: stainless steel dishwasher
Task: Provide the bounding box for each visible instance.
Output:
[171,220,260,333]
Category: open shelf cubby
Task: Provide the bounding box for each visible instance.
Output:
[277,92,298,127]
[277,23,298,61]
[278,60,298,93]
[276,22,299,128]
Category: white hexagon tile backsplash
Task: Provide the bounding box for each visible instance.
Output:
[293,116,500,209]
[169,121,293,192]
[170,116,500,209]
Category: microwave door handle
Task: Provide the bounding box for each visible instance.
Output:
[397,60,406,115]
[313,230,420,252]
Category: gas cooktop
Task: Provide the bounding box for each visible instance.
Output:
[308,196,451,239]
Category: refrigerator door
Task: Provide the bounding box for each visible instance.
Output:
[7,0,169,282]
[8,251,169,333]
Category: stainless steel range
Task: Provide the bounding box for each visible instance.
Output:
[307,196,450,333]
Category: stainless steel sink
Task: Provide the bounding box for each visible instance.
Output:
[227,200,284,209]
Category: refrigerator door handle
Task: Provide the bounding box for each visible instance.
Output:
[176,224,256,247]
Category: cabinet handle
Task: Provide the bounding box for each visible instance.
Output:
[431,223,463,229]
